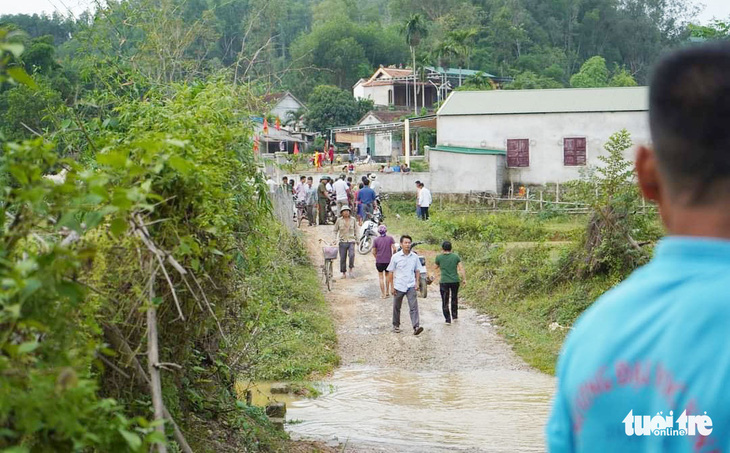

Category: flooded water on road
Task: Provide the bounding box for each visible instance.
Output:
[288,225,557,452]
[286,366,554,452]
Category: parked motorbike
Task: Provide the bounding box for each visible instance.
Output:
[357,203,384,255]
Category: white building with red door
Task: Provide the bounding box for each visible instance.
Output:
[430,87,650,193]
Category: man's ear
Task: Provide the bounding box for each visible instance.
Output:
[636,146,662,203]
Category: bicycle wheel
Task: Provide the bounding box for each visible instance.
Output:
[326,260,333,291]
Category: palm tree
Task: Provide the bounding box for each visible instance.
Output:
[401,14,428,116]
[445,28,478,86]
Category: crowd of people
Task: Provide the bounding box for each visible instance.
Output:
[271,169,454,338]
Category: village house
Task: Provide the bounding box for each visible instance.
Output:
[355,110,407,159]
[428,86,650,193]
[353,65,505,110]
[257,91,312,153]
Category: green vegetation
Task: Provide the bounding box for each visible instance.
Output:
[0,31,336,453]
[387,131,663,374]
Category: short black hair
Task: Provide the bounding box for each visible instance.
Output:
[282,176,288,181]
[650,42,730,204]
[364,179,370,186]
[300,175,306,180]
[442,241,452,251]
[307,176,313,181]
[400,234,412,244]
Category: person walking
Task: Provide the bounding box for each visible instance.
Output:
[328,144,335,170]
[387,235,425,335]
[547,43,730,452]
[415,180,422,219]
[357,179,377,221]
[332,174,350,215]
[314,150,322,171]
[373,225,396,299]
[417,181,432,220]
[317,177,329,225]
[434,241,466,324]
[294,175,307,203]
[333,206,357,279]
[305,176,317,226]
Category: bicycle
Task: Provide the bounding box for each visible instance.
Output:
[320,239,338,291]
[295,200,308,228]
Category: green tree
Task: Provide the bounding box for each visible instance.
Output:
[570,56,609,88]
[456,71,493,91]
[507,70,563,89]
[609,67,638,87]
[569,129,651,276]
[0,81,64,140]
[689,18,730,39]
[444,28,478,73]
[303,85,372,133]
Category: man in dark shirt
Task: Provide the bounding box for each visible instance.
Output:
[357,179,377,221]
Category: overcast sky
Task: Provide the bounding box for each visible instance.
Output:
[1,0,730,24]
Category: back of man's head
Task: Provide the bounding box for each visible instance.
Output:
[650,42,730,205]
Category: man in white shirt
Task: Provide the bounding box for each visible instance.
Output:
[416,181,432,220]
[294,175,308,203]
[369,174,382,196]
[332,174,350,215]
[386,235,425,335]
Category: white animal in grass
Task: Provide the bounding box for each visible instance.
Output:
[43,168,68,185]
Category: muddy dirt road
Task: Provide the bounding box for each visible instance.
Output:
[289,224,555,452]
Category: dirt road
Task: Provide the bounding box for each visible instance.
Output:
[290,224,555,452]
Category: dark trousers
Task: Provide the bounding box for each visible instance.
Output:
[339,241,355,273]
[393,287,420,329]
[318,200,328,224]
[440,282,460,322]
[420,206,430,220]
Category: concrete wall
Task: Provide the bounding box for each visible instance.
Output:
[355,84,391,106]
[430,151,503,194]
[376,172,429,193]
[437,110,650,185]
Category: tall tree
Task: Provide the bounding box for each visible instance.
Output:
[401,14,427,116]
[570,56,609,88]
[444,28,478,85]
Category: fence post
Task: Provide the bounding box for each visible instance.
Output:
[525,188,530,212]
[540,190,544,210]
[556,181,560,203]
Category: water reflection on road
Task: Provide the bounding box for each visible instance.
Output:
[286,366,554,452]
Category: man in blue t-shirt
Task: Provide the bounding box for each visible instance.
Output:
[547,42,730,452]
[357,179,377,221]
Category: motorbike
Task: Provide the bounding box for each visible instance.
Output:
[395,241,432,298]
[357,202,384,255]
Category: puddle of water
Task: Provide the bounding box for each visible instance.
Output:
[285,366,555,452]
[234,381,303,407]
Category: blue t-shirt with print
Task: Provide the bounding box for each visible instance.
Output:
[547,237,730,452]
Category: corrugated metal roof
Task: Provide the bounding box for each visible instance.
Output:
[437,87,648,116]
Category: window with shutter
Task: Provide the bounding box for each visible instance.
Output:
[507,139,530,167]
[564,137,586,166]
